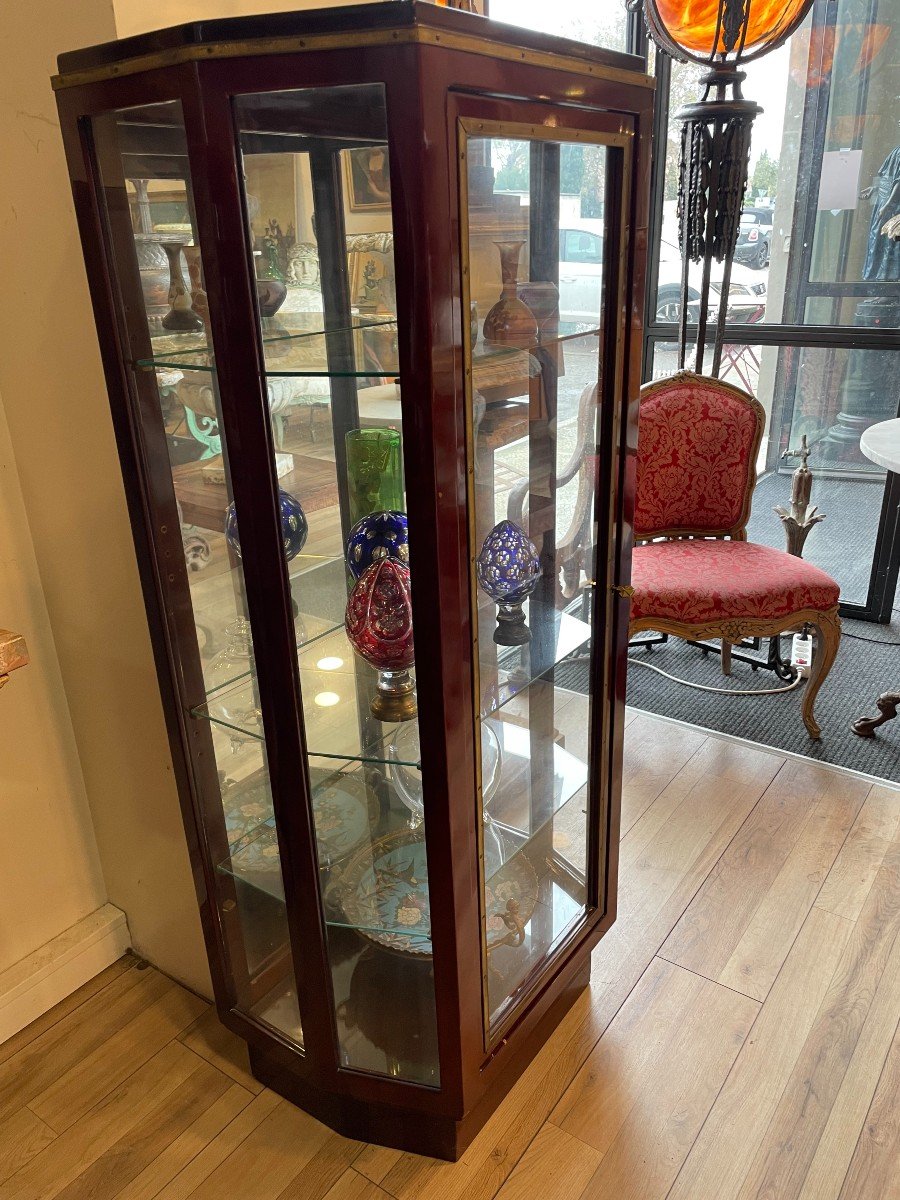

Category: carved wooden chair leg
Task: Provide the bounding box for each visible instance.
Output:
[800,608,841,739]
[851,693,900,738]
[721,640,732,676]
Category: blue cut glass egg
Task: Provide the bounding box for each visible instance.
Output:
[224,488,308,562]
[345,510,409,580]
[476,520,541,603]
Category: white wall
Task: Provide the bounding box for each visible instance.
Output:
[0,388,107,973]
[0,0,210,998]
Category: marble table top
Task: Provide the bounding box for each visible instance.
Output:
[860,419,900,474]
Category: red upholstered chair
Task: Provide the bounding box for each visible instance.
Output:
[629,371,841,739]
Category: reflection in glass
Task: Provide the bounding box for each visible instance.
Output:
[487,0,628,51]
[94,101,304,1047]
[664,342,897,610]
[465,132,609,1034]
[233,83,438,1085]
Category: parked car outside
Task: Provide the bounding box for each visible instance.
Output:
[656,240,767,325]
[555,227,767,328]
[734,207,773,270]
[556,226,605,327]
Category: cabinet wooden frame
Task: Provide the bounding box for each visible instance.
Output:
[54,1,653,1160]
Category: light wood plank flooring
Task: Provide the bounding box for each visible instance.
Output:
[3,713,899,1200]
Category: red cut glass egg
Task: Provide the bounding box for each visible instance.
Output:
[345,558,415,672]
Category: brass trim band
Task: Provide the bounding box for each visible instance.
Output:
[53,26,658,91]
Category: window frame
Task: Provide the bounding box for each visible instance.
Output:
[638,0,900,622]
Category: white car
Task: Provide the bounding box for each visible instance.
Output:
[656,240,767,325]
[555,228,767,327]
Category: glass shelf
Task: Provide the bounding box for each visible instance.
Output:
[195,626,420,767]
[216,705,588,951]
[474,324,600,363]
[137,311,398,377]
[217,761,413,901]
[198,592,592,765]
[482,712,588,886]
[201,555,350,696]
[479,598,592,719]
[219,763,385,895]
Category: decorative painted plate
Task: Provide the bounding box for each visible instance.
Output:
[225,772,369,871]
[335,828,537,958]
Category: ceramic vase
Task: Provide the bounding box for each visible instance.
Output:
[476,519,541,645]
[345,558,416,722]
[482,240,538,349]
[224,488,308,562]
[161,241,204,332]
[346,510,409,580]
[256,279,288,317]
[182,244,209,325]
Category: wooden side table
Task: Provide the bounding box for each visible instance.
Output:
[851,419,900,738]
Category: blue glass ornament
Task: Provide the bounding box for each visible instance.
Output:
[476,520,541,645]
[224,488,308,562]
[345,510,409,580]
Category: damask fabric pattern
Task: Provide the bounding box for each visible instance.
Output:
[630,539,840,624]
[633,380,760,536]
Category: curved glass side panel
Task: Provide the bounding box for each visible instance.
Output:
[232,84,438,1086]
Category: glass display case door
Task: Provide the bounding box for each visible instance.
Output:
[458,109,632,1041]
[223,81,440,1086]
[88,97,308,1045]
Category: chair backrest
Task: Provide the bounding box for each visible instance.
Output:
[633,370,764,540]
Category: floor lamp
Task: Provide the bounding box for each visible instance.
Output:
[628,0,814,374]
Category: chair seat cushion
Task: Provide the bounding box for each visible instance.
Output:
[631,539,840,626]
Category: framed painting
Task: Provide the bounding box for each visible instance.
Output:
[342,145,393,212]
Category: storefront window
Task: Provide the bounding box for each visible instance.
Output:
[647,0,899,617]
[654,2,898,331]
[488,0,628,52]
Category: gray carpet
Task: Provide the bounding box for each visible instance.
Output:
[557,617,900,784]
[746,470,885,608]
[556,467,899,780]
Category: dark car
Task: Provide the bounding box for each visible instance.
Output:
[734,207,773,269]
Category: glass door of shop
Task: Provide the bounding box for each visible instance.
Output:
[643,0,900,622]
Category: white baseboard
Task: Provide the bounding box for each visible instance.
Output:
[0,904,131,1044]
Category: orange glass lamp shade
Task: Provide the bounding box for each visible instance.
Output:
[644,0,813,63]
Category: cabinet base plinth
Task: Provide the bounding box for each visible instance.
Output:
[247,958,591,1161]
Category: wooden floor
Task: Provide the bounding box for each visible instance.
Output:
[3,712,899,1200]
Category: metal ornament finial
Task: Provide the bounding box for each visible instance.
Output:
[774,435,826,557]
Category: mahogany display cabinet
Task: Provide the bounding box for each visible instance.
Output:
[54,2,652,1159]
